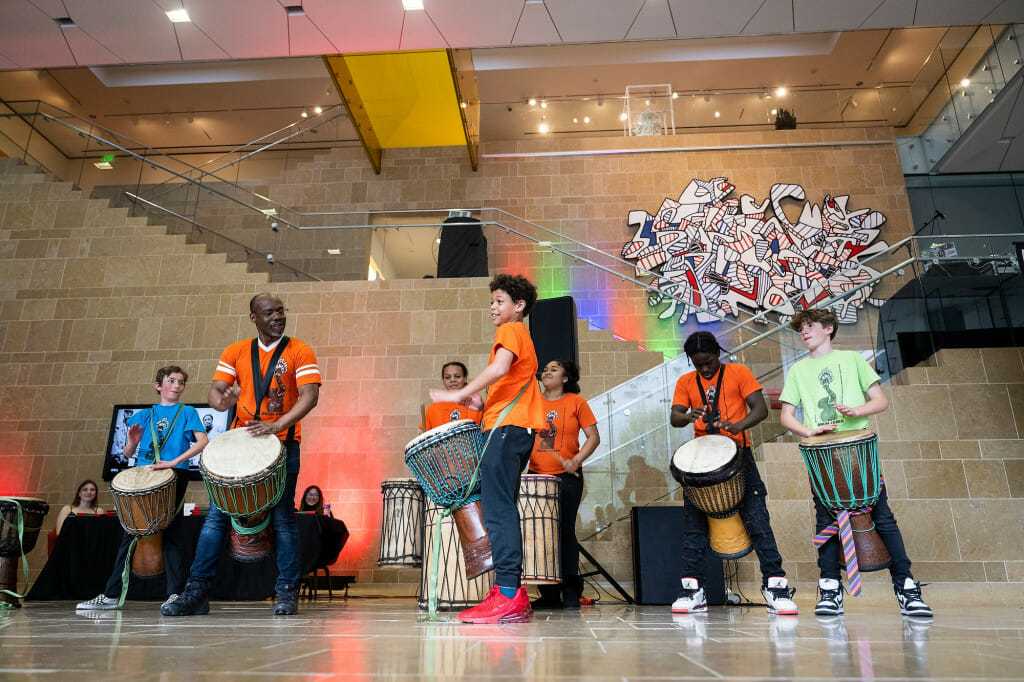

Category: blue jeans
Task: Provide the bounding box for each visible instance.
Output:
[813,481,913,585]
[679,449,785,587]
[187,440,301,593]
[480,425,534,589]
[105,469,190,597]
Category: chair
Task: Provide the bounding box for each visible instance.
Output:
[301,515,349,600]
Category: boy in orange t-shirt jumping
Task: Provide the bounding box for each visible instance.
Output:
[429,273,545,624]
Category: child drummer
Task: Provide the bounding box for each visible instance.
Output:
[779,308,932,618]
[670,331,798,616]
[76,366,208,612]
[429,273,545,624]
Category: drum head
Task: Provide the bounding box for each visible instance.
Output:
[202,428,283,479]
[111,466,175,493]
[672,435,737,474]
[799,429,876,447]
[381,477,420,490]
[405,418,479,453]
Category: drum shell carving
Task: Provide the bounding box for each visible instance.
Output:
[518,474,561,584]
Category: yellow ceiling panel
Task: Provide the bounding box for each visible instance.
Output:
[342,50,467,149]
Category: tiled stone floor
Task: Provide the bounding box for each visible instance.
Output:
[2,596,1022,680]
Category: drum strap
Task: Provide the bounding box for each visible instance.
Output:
[695,364,728,427]
[248,337,296,441]
[0,498,32,609]
[148,404,185,464]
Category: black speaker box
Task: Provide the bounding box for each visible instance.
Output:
[631,505,725,605]
[436,216,488,278]
[529,296,579,375]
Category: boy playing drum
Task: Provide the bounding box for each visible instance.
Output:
[779,308,932,618]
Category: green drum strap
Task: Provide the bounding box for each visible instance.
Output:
[421,382,528,623]
[116,481,188,608]
[0,498,30,610]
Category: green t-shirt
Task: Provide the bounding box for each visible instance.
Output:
[779,349,880,431]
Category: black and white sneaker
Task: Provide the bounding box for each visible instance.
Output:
[814,578,844,616]
[671,578,707,614]
[76,594,118,611]
[894,578,933,618]
[763,576,798,615]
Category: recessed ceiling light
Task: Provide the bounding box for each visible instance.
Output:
[327,248,341,255]
[960,78,970,87]
[402,0,424,9]
[775,87,787,97]
[583,116,590,123]
[301,111,308,118]
[165,9,191,23]
[540,100,547,109]
[313,106,322,114]
[770,109,777,115]
[619,112,627,121]
[538,123,549,133]
[528,98,537,106]
[714,111,720,118]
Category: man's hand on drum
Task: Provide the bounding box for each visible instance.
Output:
[244,419,280,437]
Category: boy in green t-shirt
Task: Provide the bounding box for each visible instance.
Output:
[779,308,932,619]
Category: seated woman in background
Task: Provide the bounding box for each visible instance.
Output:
[421,361,483,431]
[299,485,332,517]
[55,480,106,534]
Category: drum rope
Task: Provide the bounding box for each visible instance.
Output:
[421,384,528,622]
[0,498,35,609]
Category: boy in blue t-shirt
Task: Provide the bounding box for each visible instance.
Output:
[76,366,209,611]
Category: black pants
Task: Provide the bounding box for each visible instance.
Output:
[480,426,534,589]
[678,449,785,588]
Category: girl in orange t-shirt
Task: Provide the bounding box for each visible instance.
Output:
[421,361,483,431]
[528,359,600,610]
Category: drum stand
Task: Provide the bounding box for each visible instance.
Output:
[577,545,634,604]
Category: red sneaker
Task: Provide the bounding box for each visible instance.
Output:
[459,586,533,624]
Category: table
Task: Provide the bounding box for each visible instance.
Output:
[27,513,322,602]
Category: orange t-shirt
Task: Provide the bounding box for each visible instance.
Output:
[482,322,545,431]
[529,393,597,475]
[213,336,321,442]
[421,401,483,431]
[671,363,762,446]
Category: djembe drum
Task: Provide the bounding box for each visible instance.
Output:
[518,474,561,584]
[109,466,178,575]
[799,429,891,574]
[378,478,425,567]
[405,419,492,579]
[201,428,287,562]
[417,499,494,610]
[0,497,49,608]
[670,435,753,559]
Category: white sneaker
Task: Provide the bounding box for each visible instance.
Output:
[894,578,933,618]
[76,594,119,611]
[814,578,844,616]
[161,593,179,610]
[763,576,799,615]
[671,578,707,614]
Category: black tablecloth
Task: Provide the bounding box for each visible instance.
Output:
[27,513,321,602]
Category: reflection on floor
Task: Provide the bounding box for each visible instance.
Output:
[2,597,1022,680]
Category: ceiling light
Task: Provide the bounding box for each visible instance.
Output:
[619,112,627,121]
[55,17,76,28]
[327,248,341,255]
[672,92,678,99]
[301,111,308,118]
[770,109,777,115]
[960,78,970,87]
[460,102,466,108]
[540,101,547,109]
[525,0,544,4]
[714,111,720,118]
[583,116,590,123]
[402,0,424,10]
[775,87,787,97]
[538,123,549,133]
[93,161,113,170]
[573,117,578,123]
[285,5,305,16]
[165,9,191,23]
[528,98,537,106]
[313,106,322,114]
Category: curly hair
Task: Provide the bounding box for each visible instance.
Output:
[547,359,582,394]
[789,308,838,340]
[489,273,538,318]
[154,365,188,387]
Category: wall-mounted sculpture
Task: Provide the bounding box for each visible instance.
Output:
[622,178,889,326]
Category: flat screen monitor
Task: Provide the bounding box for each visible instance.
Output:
[101,404,233,481]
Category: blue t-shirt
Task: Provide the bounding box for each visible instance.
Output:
[127,404,205,469]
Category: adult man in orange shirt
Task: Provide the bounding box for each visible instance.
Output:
[163,293,321,617]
